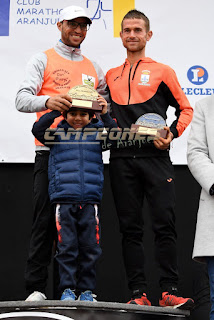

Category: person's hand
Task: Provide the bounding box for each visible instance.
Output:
[45,94,72,112]
[153,126,173,150]
[97,95,107,114]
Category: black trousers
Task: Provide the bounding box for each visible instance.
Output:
[25,150,56,294]
[109,156,178,294]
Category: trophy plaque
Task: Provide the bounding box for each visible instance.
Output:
[67,85,102,112]
[130,113,168,138]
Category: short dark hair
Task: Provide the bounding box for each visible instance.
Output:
[121,9,150,32]
[63,108,95,119]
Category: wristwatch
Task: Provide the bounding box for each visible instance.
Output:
[209,184,214,196]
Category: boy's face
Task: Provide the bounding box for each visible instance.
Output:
[66,109,90,129]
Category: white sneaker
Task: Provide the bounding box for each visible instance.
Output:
[25,291,47,301]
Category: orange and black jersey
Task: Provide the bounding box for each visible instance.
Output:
[106,57,193,157]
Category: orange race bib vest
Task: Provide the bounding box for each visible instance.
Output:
[35,48,99,146]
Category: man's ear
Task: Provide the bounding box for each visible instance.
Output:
[57,21,62,32]
[147,30,153,41]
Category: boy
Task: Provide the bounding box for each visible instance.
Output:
[32,95,117,301]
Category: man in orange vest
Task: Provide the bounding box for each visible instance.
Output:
[16,5,108,301]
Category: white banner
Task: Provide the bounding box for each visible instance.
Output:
[1,0,214,163]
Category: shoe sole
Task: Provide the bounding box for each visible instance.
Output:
[128,301,151,306]
[160,300,194,310]
[79,299,96,302]
[25,299,46,301]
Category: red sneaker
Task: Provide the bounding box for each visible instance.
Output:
[127,293,151,306]
[159,292,194,310]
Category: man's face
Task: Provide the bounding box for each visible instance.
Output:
[66,109,90,129]
[120,18,152,53]
[57,17,88,47]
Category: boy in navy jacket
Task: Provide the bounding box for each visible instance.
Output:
[32,95,117,301]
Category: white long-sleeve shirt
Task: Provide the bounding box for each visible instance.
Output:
[15,40,109,150]
[15,40,109,113]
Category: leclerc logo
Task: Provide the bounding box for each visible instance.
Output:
[187,65,208,85]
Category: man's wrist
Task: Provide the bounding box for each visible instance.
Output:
[45,97,50,109]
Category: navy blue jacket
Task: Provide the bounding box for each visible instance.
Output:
[32,110,117,204]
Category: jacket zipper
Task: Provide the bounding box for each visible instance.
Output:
[127,60,141,105]
[128,65,133,105]
[79,132,84,202]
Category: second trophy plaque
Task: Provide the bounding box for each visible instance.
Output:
[131,113,168,139]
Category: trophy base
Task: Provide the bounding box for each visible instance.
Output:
[131,124,167,138]
[72,98,103,112]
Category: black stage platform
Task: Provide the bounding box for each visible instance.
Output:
[0,300,190,319]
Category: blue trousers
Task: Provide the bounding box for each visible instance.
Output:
[207,257,214,320]
[55,203,102,293]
